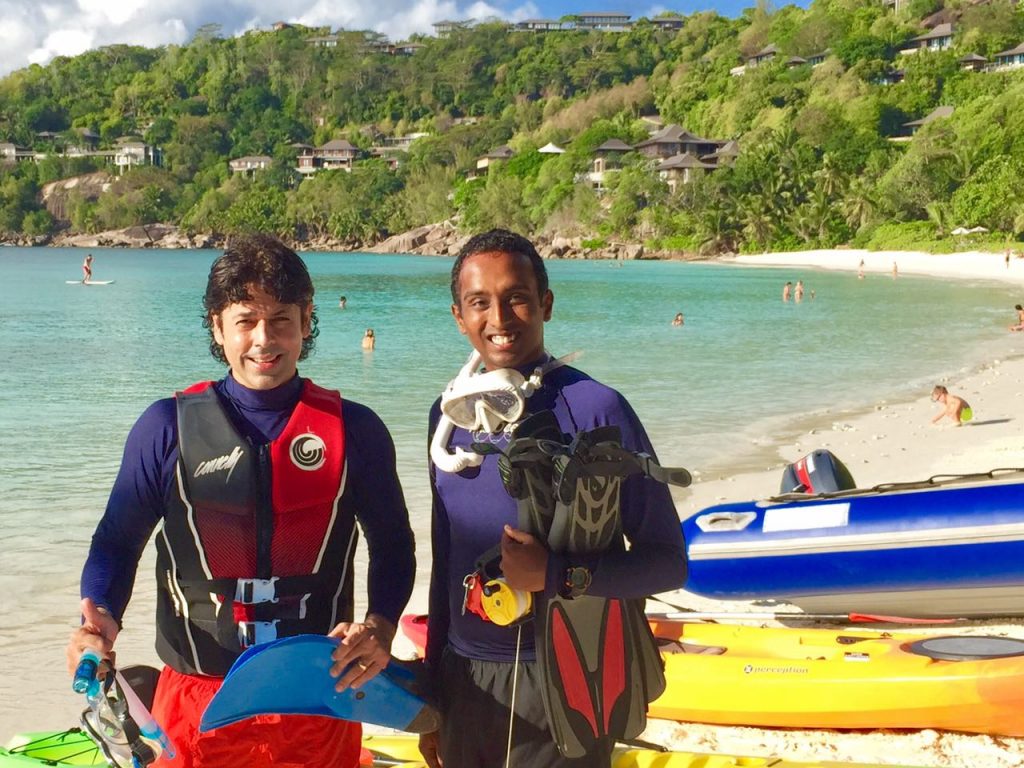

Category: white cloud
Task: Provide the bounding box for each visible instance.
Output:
[30,28,96,65]
[0,0,539,78]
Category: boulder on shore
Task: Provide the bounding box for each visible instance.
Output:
[50,224,217,250]
[367,222,462,256]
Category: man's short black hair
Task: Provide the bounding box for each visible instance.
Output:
[450,229,549,305]
[202,233,319,364]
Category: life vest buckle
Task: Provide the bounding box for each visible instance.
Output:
[238,619,279,648]
[235,577,280,605]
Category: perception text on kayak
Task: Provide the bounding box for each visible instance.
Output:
[743,664,810,675]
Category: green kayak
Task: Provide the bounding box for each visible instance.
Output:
[1,730,105,766]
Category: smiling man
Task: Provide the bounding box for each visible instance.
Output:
[420,229,686,768]
[67,234,415,767]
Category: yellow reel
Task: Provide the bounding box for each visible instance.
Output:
[480,579,533,626]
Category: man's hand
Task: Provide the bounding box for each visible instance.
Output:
[66,598,119,676]
[419,729,443,768]
[500,525,548,592]
[327,613,395,692]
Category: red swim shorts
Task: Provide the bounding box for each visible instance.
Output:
[150,665,362,768]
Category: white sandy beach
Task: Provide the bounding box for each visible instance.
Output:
[729,246,1024,285]
[634,248,1024,767]
[8,247,1024,767]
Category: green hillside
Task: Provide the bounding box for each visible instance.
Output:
[2,0,1024,253]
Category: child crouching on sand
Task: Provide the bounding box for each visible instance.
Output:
[931,385,973,426]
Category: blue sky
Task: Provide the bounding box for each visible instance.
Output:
[0,0,773,79]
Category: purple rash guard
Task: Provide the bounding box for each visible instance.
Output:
[81,374,415,627]
[425,363,686,667]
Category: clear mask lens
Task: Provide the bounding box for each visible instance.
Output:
[474,391,524,432]
[441,370,527,431]
[81,679,160,768]
[82,696,136,768]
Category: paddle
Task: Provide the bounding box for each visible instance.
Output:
[648,610,965,625]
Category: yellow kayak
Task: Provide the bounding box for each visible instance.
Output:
[359,733,936,767]
[647,617,1024,735]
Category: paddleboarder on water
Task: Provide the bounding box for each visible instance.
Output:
[82,254,93,283]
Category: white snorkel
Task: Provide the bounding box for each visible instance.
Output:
[430,350,488,473]
[430,349,580,474]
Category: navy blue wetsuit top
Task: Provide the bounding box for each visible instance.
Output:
[81,374,415,626]
[425,362,686,667]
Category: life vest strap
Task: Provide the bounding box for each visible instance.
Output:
[238,620,279,648]
[178,574,323,604]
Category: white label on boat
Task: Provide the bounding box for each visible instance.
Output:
[762,502,850,533]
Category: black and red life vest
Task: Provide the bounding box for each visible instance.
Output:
[154,380,356,676]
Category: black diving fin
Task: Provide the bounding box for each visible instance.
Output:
[529,419,688,758]
[476,409,566,537]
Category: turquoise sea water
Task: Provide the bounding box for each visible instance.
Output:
[1,245,1022,733]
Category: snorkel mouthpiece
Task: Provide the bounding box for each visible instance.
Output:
[72,649,101,695]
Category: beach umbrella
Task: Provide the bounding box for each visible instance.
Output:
[967,226,990,234]
[951,226,971,235]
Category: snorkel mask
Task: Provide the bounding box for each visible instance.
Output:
[430,350,578,473]
[77,663,175,768]
[441,359,540,433]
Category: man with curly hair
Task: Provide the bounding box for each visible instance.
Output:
[66,234,415,767]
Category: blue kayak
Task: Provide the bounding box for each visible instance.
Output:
[682,472,1024,617]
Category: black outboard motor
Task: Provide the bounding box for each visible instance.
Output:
[780,449,857,494]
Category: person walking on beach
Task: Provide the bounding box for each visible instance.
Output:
[892,261,898,279]
[783,281,792,302]
[1010,304,1024,332]
[82,254,94,283]
[66,234,415,768]
[362,328,376,350]
[931,385,973,426]
[672,312,684,326]
[858,259,865,279]
[419,229,686,768]
[794,280,805,302]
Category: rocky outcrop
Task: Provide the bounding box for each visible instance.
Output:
[51,224,220,249]
[364,225,702,261]
[41,172,112,222]
[0,233,52,246]
[20,217,710,261]
[367,222,468,256]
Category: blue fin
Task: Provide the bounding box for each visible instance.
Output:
[199,635,439,734]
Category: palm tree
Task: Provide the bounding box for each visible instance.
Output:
[925,200,952,238]
[1014,205,1024,238]
[814,154,847,199]
[738,194,774,248]
[841,177,877,231]
[696,195,739,255]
